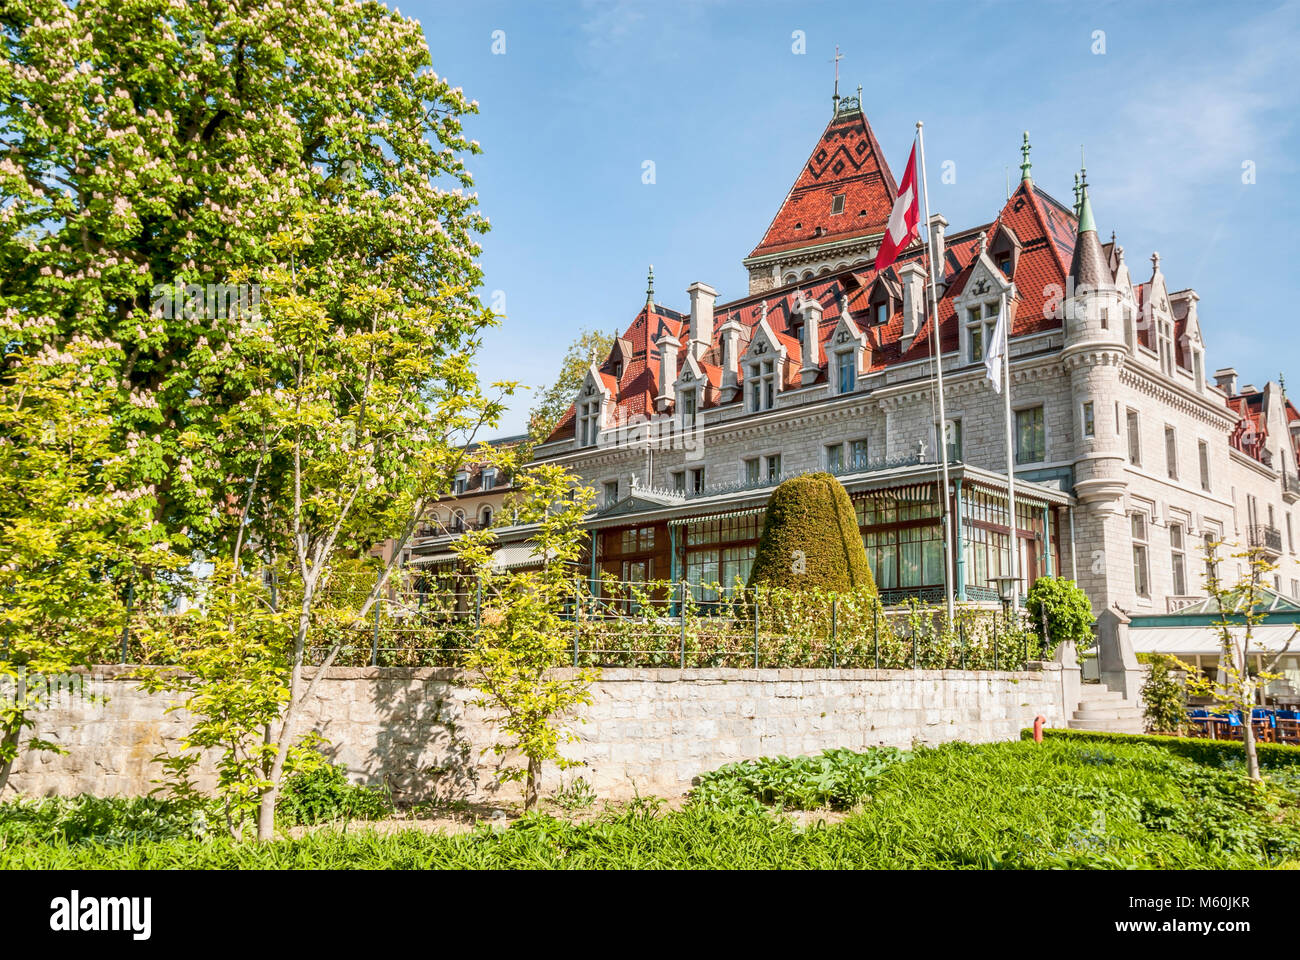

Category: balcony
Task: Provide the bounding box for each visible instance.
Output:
[1285,473,1300,504]
[1248,523,1284,556]
[1166,595,1205,613]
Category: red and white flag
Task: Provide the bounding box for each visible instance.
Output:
[874,141,919,273]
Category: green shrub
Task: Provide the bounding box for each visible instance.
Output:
[1141,654,1194,734]
[276,763,393,826]
[1024,576,1094,657]
[0,795,206,845]
[690,747,905,810]
[746,473,875,594]
[1020,727,1300,769]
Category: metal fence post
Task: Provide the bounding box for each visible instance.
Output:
[753,588,760,669]
[475,574,482,629]
[573,577,581,666]
[371,594,380,667]
[911,620,917,670]
[119,580,134,665]
[993,609,999,671]
[873,604,880,670]
[959,619,966,670]
[831,597,838,669]
[679,580,687,669]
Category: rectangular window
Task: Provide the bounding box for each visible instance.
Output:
[690,467,705,494]
[1131,513,1150,599]
[671,470,685,492]
[831,193,846,215]
[603,480,619,507]
[1289,513,1295,554]
[1082,401,1095,439]
[681,389,697,428]
[826,442,844,471]
[1170,523,1187,597]
[1165,426,1178,480]
[970,323,984,363]
[941,419,962,462]
[744,458,760,484]
[1126,409,1141,465]
[837,352,855,394]
[850,439,869,468]
[766,454,782,479]
[1198,440,1210,491]
[876,303,888,325]
[1014,406,1045,464]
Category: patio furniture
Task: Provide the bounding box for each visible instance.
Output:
[1278,719,1300,746]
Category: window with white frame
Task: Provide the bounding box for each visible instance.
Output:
[850,438,869,469]
[965,302,999,363]
[680,387,697,429]
[671,470,685,492]
[577,397,602,447]
[690,467,705,494]
[1131,513,1151,599]
[826,442,844,471]
[836,350,856,394]
[1198,440,1210,491]
[602,480,619,507]
[1165,425,1178,480]
[941,418,962,462]
[1082,401,1095,439]
[765,454,781,479]
[1170,522,1187,597]
[747,357,777,412]
[1014,406,1045,464]
[744,458,760,484]
[1126,408,1141,465]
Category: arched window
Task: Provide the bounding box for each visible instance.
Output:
[480,505,494,527]
[453,510,466,533]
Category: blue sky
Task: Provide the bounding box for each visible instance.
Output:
[409,0,1300,435]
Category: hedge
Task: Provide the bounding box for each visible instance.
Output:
[746,472,876,594]
[1020,727,1300,769]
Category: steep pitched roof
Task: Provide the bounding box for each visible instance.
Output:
[747,106,899,260]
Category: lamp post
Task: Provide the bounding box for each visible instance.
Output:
[989,575,1022,619]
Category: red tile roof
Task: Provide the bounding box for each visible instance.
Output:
[748,107,899,260]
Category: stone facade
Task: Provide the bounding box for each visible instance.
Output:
[7,665,1067,801]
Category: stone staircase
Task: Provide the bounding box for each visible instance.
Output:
[1068,684,1144,733]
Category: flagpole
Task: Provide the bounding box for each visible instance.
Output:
[1001,287,1019,611]
[916,121,955,623]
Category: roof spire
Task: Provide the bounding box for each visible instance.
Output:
[830,46,843,115]
[1077,164,1096,235]
[1072,173,1081,217]
[1019,131,1032,184]
[645,264,655,307]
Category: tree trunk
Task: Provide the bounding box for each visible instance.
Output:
[0,724,20,796]
[525,755,540,812]
[1243,688,1261,782]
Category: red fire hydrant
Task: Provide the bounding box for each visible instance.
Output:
[1033,715,1047,743]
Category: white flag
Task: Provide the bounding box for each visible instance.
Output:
[984,309,1008,394]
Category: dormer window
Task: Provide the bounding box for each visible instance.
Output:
[453,471,469,495]
[831,194,846,215]
[748,359,777,411]
[836,351,856,394]
[965,303,999,363]
[613,360,623,378]
[577,396,602,447]
[997,257,1011,277]
[482,467,497,489]
[876,303,888,325]
[680,387,697,429]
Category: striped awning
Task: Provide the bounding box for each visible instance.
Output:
[667,506,767,527]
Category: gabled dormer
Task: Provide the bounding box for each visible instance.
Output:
[739,307,787,413]
[574,363,613,447]
[673,350,710,430]
[827,295,869,395]
[1140,252,1178,376]
[866,271,900,326]
[607,336,632,380]
[954,237,1014,366]
[987,223,1022,281]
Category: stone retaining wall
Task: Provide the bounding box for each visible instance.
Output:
[7,664,1067,802]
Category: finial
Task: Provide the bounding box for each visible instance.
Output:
[830,46,843,114]
[979,232,988,255]
[646,264,654,306]
[760,300,769,321]
[856,84,862,104]
[1072,173,1081,216]
[1019,131,1032,183]
[1151,251,1161,273]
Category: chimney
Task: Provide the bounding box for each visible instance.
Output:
[1214,367,1238,396]
[719,315,745,400]
[927,214,948,288]
[687,282,717,361]
[800,296,823,387]
[898,261,927,348]
[656,332,680,411]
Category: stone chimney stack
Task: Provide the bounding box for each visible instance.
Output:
[719,315,745,401]
[800,296,822,387]
[687,282,717,361]
[898,261,927,348]
[928,214,948,290]
[1214,367,1239,396]
[656,333,680,411]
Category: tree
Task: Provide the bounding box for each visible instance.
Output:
[1024,576,1094,659]
[524,329,615,457]
[0,0,489,562]
[455,463,598,812]
[1140,654,1194,735]
[0,337,180,793]
[1188,543,1297,781]
[746,473,875,594]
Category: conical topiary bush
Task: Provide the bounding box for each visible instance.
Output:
[746,472,877,594]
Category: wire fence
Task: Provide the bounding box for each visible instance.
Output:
[117,573,1046,673]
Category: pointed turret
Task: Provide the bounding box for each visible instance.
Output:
[1068,172,1111,289]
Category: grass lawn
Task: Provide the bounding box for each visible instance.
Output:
[4,738,1300,869]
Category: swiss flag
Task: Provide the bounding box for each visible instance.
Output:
[874,141,919,273]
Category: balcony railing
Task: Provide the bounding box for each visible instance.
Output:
[1285,474,1300,502]
[1248,524,1284,555]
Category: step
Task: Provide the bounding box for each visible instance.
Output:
[1068,717,1145,734]
[1073,707,1143,722]
[1078,687,1130,703]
